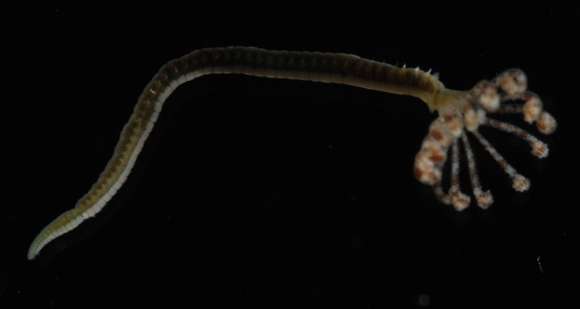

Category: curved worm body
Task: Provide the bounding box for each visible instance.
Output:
[29,47,556,259]
[29,47,446,259]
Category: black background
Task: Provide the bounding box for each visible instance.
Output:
[3,7,579,308]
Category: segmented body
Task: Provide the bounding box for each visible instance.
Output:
[29,47,445,260]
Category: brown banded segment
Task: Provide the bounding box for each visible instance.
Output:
[166,47,443,97]
[95,48,446,220]
[168,49,436,101]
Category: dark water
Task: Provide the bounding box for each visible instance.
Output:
[4,8,578,308]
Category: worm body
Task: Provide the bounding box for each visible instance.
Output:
[29,47,555,260]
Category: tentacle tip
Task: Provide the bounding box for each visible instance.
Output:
[474,190,494,209]
[523,94,543,124]
[451,191,471,211]
[537,112,557,135]
[497,68,528,96]
[531,141,549,158]
[512,175,531,192]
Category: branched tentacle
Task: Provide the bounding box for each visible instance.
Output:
[415,68,557,211]
[461,133,493,209]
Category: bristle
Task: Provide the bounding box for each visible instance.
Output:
[461,133,494,209]
[471,131,530,192]
[485,118,549,159]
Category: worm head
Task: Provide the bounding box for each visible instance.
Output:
[414,69,557,210]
